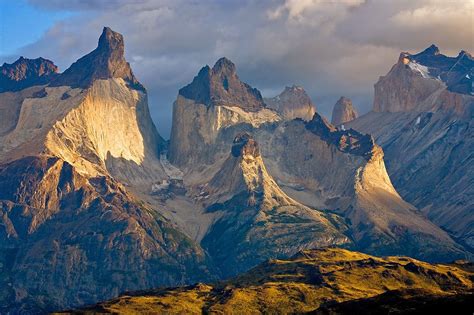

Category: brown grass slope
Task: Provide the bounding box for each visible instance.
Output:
[63,248,473,314]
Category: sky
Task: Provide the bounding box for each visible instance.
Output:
[1,0,473,138]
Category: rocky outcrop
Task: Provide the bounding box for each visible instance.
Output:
[373,45,473,117]
[0,57,58,92]
[201,133,349,276]
[306,113,373,159]
[264,85,316,121]
[178,57,265,112]
[52,27,144,91]
[331,96,358,126]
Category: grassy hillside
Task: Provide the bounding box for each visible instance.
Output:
[63,248,473,314]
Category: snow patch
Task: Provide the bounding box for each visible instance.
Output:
[408,61,431,79]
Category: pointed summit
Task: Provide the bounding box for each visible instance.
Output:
[212,57,236,74]
[179,57,265,112]
[53,27,143,90]
[97,26,124,53]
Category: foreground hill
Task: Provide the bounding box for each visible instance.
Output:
[65,248,474,314]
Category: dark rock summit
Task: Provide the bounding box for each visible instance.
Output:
[0,57,58,92]
[52,27,144,90]
[306,113,375,159]
[179,57,265,112]
[331,96,358,126]
[231,133,259,158]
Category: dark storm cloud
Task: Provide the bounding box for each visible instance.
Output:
[12,0,473,137]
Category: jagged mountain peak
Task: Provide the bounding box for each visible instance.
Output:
[307,112,376,159]
[98,26,125,53]
[307,112,337,133]
[0,56,58,92]
[178,57,265,112]
[331,96,358,126]
[416,44,440,56]
[458,50,473,59]
[52,26,143,90]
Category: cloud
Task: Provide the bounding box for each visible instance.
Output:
[335,0,474,54]
[9,0,473,138]
[268,0,365,21]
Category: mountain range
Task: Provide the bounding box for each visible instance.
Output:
[0,27,472,313]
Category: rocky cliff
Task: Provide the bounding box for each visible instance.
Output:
[348,45,474,252]
[264,85,316,121]
[0,27,212,312]
[0,156,212,313]
[331,96,358,126]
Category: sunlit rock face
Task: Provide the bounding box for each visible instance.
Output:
[265,85,316,121]
[253,114,464,262]
[348,45,474,251]
[0,28,165,185]
[331,96,358,126]
[0,27,213,313]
